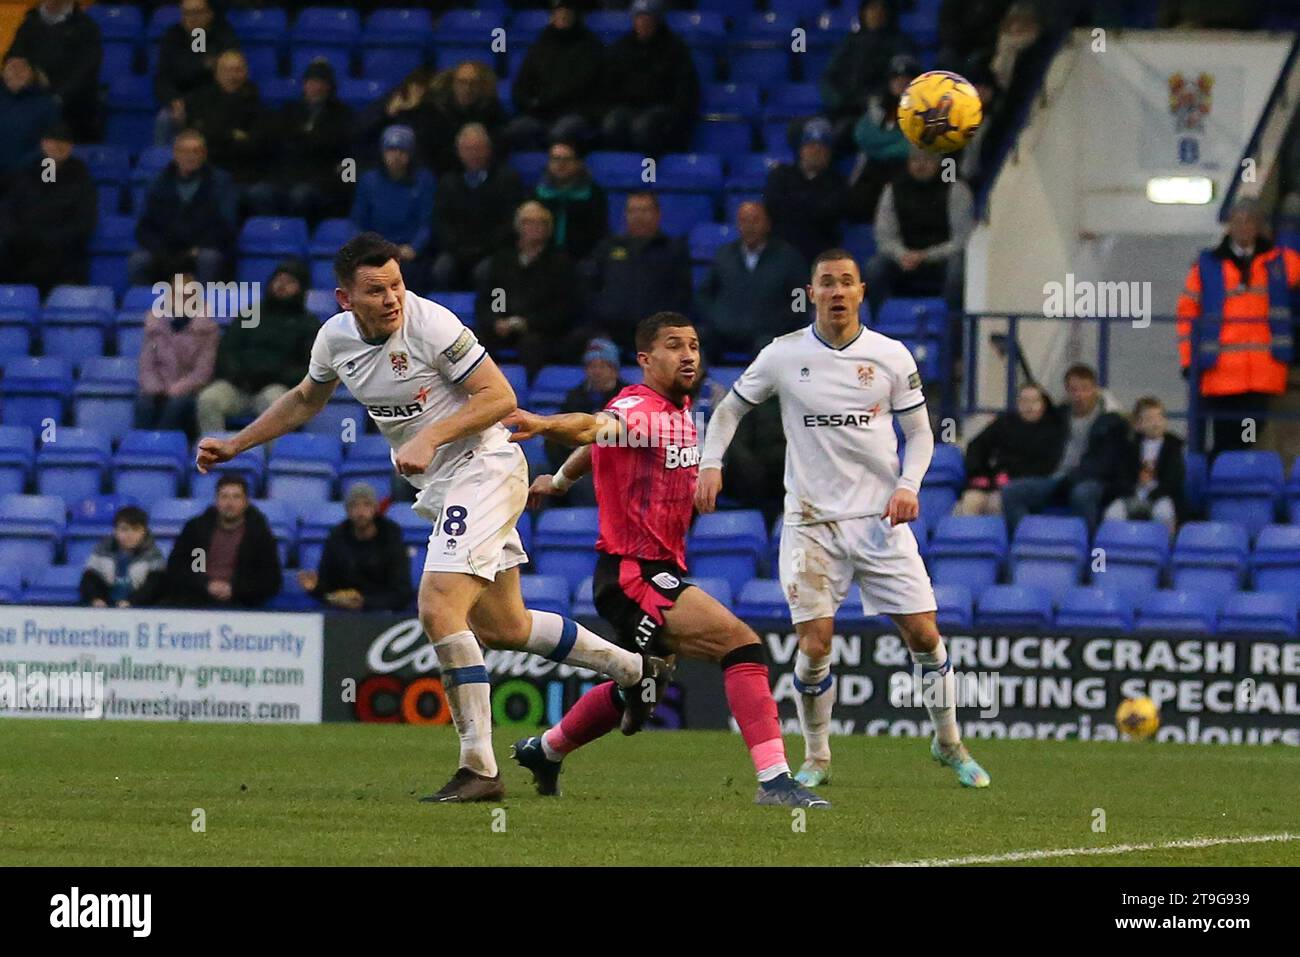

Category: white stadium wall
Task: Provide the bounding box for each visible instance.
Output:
[967,29,1295,427]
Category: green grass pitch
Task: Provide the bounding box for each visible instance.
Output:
[2,720,1297,866]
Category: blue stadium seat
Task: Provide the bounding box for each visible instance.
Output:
[842,223,877,266]
[304,385,365,438]
[928,515,1006,592]
[528,366,585,407]
[434,291,476,322]
[533,508,599,589]
[690,510,767,563]
[239,217,310,259]
[105,75,157,148]
[1208,450,1282,538]
[0,493,66,569]
[587,151,646,191]
[692,120,754,155]
[76,145,131,187]
[292,6,361,46]
[1251,524,1300,593]
[268,570,319,611]
[112,430,188,500]
[0,424,34,496]
[688,553,756,595]
[267,432,342,501]
[1009,515,1087,601]
[89,215,137,297]
[1011,559,1079,603]
[1171,521,1249,598]
[725,153,781,192]
[297,501,348,571]
[363,8,434,48]
[305,289,337,321]
[975,584,1053,630]
[337,434,393,493]
[36,428,111,503]
[684,576,732,606]
[260,78,301,109]
[666,11,727,47]
[361,46,426,85]
[533,549,598,592]
[1054,586,1134,632]
[1090,519,1170,594]
[735,578,787,618]
[1184,451,1208,516]
[310,218,356,260]
[767,0,831,23]
[702,83,761,118]
[64,493,140,566]
[933,582,973,631]
[875,297,946,338]
[1,356,72,427]
[432,9,506,62]
[0,565,20,602]
[227,7,289,48]
[0,284,39,356]
[924,443,964,490]
[146,497,207,553]
[583,11,631,42]
[656,193,716,237]
[688,222,735,263]
[1217,591,1297,638]
[384,502,428,548]
[41,286,115,361]
[189,448,266,501]
[337,77,385,108]
[146,5,181,42]
[520,574,571,615]
[73,356,137,441]
[1136,589,1218,635]
[729,47,792,86]
[809,9,856,50]
[659,153,724,194]
[252,498,297,566]
[507,151,549,189]
[763,82,822,121]
[509,9,551,43]
[917,484,956,534]
[22,565,83,605]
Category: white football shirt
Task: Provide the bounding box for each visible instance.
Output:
[731,323,925,525]
[308,291,509,487]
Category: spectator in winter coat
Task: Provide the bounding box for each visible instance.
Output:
[505,0,605,150]
[154,0,241,143]
[181,51,267,188]
[764,118,849,265]
[297,483,413,612]
[135,272,220,436]
[165,474,281,608]
[0,56,58,180]
[955,383,1063,516]
[534,139,608,261]
[196,259,319,434]
[819,0,916,152]
[5,0,102,141]
[0,123,96,293]
[1104,396,1187,530]
[600,0,699,154]
[351,125,435,287]
[129,130,238,284]
[80,505,167,608]
[419,61,509,178]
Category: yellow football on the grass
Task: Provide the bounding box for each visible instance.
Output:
[1115,696,1161,740]
[897,70,983,154]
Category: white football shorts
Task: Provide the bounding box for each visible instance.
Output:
[778,515,936,623]
[413,442,529,580]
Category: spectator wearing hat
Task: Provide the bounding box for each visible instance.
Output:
[534,138,608,261]
[818,0,916,153]
[475,200,579,375]
[181,50,267,190]
[80,505,167,609]
[196,259,319,434]
[582,191,692,354]
[0,56,58,183]
[5,0,102,141]
[698,200,808,361]
[543,338,628,506]
[847,52,919,221]
[351,124,435,287]
[763,118,850,265]
[166,474,281,609]
[506,1,604,152]
[0,122,96,293]
[420,60,509,178]
[131,130,238,285]
[136,272,220,437]
[154,0,241,144]
[298,483,413,612]
[246,58,353,223]
[866,148,973,320]
[431,123,526,291]
[601,0,699,155]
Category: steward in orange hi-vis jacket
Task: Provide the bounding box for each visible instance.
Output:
[1177,207,1300,453]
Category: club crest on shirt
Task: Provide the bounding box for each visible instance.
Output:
[907,371,922,390]
[344,359,356,376]
[389,351,409,377]
[652,571,679,590]
[857,363,875,387]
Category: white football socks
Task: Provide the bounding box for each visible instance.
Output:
[794,650,835,765]
[433,630,497,777]
[911,637,961,747]
[524,610,642,686]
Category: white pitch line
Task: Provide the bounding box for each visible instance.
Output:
[874,832,1300,867]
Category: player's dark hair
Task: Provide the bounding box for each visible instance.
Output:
[626,189,659,210]
[113,505,148,529]
[333,232,402,287]
[810,247,859,276]
[1063,363,1098,384]
[635,311,695,352]
[215,473,249,496]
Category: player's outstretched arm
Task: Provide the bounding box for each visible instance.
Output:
[196,374,338,473]
[695,390,754,513]
[502,409,621,448]
[395,356,516,475]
